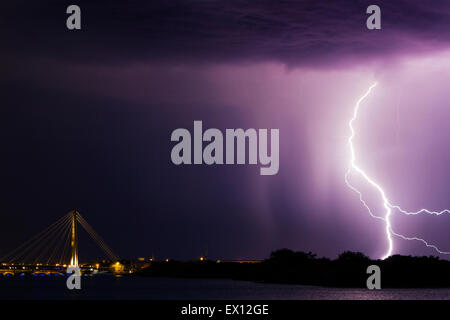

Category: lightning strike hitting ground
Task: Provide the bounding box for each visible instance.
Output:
[345,82,450,259]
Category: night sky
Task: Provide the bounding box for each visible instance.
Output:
[1,0,450,261]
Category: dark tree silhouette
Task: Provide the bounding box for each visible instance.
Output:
[139,249,450,288]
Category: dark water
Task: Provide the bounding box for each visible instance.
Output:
[0,275,449,300]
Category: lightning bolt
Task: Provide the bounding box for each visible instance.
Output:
[345,82,450,259]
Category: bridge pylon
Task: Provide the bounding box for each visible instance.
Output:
[69,210,79,268]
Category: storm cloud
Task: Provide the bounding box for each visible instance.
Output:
[3,0,450,67]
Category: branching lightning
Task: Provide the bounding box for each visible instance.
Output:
[345,82,450,259]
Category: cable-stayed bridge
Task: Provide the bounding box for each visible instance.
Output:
[0,210,119,275]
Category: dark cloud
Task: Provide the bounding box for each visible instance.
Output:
[2,0,450,67]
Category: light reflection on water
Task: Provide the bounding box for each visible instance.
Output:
[0,276,449,300]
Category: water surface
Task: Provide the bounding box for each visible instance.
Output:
[0,276,448,300]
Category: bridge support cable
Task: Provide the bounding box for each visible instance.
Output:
[0,213,72,263]
[58,224,73,265]
[76,213,118,261]
[45,216,73,265]
[32,217,72,264]
[24,215,72,265]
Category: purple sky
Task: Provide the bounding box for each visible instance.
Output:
[1,1,450,260]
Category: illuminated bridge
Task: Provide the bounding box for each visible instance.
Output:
[0,210,119,276]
